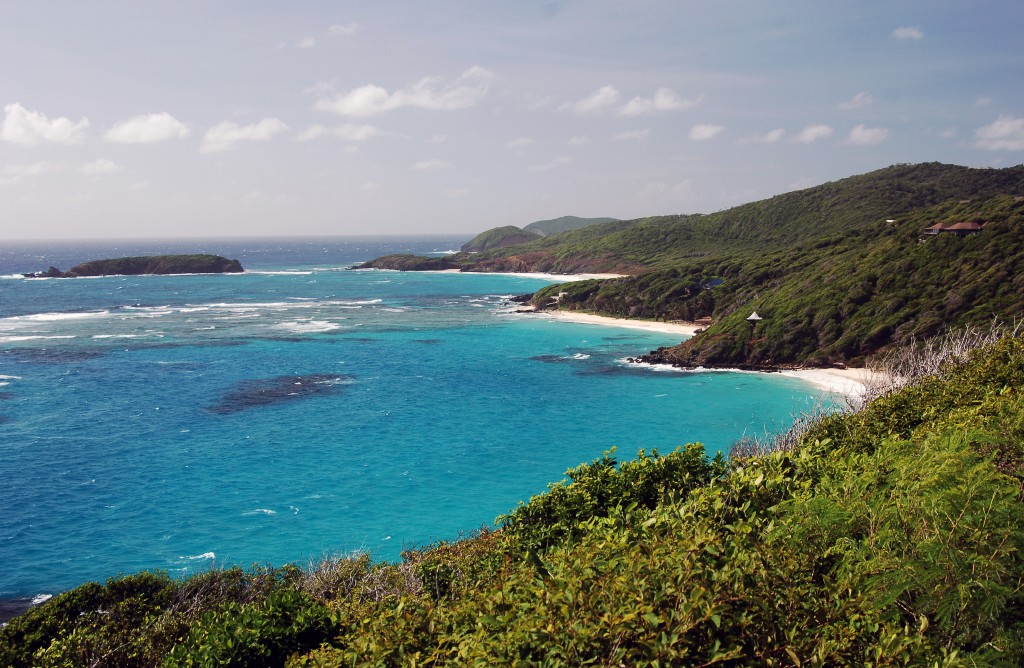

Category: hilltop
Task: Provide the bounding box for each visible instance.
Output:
[359,162,1024,367]
[459,216,619,253]
[522,215,620,236]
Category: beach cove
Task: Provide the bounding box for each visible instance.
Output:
[1,237,836,600]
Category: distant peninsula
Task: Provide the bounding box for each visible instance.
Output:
[23,254,244,278]
[355,162,1024,370]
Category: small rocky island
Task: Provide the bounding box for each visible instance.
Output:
[23,254,244,278]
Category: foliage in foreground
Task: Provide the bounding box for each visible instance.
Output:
[4,336,1024,666]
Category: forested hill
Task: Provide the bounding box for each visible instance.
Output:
[357,162,1024,367]
[542,194,1024,368]
[458,162,1024,272]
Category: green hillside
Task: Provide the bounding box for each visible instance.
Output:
[356,162,1024,367]
[537,194,1024,367]
[465,162,1024,271]
[460,226,542,252]
[522,215,620,236]
[5,332,1024,665]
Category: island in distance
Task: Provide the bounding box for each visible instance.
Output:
[23,254,244,278]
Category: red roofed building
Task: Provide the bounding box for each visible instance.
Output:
[944,221,984,236]
[921,221,984,237]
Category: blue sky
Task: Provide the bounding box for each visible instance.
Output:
[2,0,1022,239]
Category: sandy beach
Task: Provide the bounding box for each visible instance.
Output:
[525,308,887,399]
[481,271,626,281]
[532,309,703,336]
[779,367,888,400]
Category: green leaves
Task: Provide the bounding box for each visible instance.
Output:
[9,334,1024,665]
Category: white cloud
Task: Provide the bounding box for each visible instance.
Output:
[105,112,189,144]
[975,96,993,108]
[1,103,89,145]
[200,118,289,153]
[620,89,702,116]
[794,124,834,143]
[505,137,535,149]
[974,115,1024,150]
[566,85,620,114]
[427,134,448,144]
[315,66,494,117]
[839,92,873,110]
[444,187,470,198]
[847,124,889,145]
[1,160,67,184]
[80,158,121,175]
[328,23,361,36]
[612,129,649,141]
[938,127,958,139]
[296,36,317,49]
[297,123,382,142]
[568,135,589,146]
[529,156,573,172]
[892,26,924,40]
[413,159,452,170]
[360,181,380,192]
[689,124,725,141]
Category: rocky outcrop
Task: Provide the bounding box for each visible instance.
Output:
[24,254,244,278]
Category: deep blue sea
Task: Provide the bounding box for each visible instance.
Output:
[0,237,825,601]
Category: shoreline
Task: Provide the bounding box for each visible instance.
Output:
[527,308,703,336]
[425,268,626,282]
[521,308,886,399]
[778,367,887,400]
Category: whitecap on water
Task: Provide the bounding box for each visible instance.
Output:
[178,552,216,560]
[274,320,343,334]
[19,310,111,321]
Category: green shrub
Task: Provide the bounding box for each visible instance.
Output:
[165,589,336,667]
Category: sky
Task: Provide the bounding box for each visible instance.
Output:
[2,1,1023,240]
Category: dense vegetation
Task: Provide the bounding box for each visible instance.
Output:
[459,226,542,253]
[5,332,1024,665]
[26,255,245,278]
[522,216,620,237]
[460,217,621,253]
[540,194,1024,367]
[359,162,1024,367]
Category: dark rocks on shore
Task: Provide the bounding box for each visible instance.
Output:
[23,254,244,278]
[628,347,782,372]
[0,597,42,625]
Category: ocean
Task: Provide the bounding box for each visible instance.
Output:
[0,236,826,603]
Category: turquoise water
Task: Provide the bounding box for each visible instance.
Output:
[0,238,825,598]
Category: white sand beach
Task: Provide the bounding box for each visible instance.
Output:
[779,367,889,400]
[534,309,703,336]
[523,308,888,400]
[482,271,626,281]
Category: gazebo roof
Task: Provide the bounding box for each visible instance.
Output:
[747,311,763,321]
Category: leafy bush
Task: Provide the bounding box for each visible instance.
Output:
[165,590,336,667]
[498,443,726,554]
